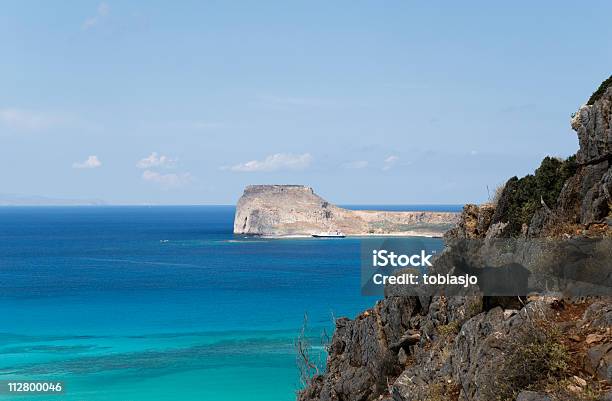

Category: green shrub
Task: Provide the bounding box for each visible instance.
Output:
[437,321,461,337]
[494,155,577,236]
[587,75,612,105]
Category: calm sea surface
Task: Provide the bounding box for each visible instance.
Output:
[0,206,455,400]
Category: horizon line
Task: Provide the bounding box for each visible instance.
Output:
[0,202,467,207]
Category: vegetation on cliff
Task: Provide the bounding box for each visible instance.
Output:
[490,321,570,401]
[588,75,612,105]
[492,155,577,236]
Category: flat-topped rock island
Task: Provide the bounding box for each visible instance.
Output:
[233,185,459,237]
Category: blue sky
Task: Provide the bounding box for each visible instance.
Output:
[1,1,611,204]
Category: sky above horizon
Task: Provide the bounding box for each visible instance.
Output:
[1,1,611,205]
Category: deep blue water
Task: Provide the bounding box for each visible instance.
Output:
[0,206,447,400]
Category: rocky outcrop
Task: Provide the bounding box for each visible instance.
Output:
[447,80,612,240]
[298,77,612,401]
[562,83,612,228]
[301,289,612,401]
[300,297,422,401]
[535,79,611,236]
[445,204,496,239]
[234,185,459,237]
[301,288,611,401]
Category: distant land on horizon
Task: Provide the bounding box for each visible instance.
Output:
[0,193,106,206]
[0,193,463,212]
[0,193,464,209]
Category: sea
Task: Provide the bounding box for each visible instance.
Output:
[0,205,459,401]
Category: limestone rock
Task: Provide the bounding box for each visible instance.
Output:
[571,84,612,165]
[234,185,458,237]
[444,204,494,239]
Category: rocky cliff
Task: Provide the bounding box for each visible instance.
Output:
[298,77,612,401]
[234,185,459,237]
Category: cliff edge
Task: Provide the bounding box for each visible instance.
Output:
[297,77,612,401]
[233,185,459,237]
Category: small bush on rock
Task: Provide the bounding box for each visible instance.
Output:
[490,321,570,401]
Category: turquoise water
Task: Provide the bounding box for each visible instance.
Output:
[0,206,450,400]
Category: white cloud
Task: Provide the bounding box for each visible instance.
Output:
[137,152,176,169]
[0,108,67,131]
[342,160,369,169]
[83,2,110,30]
[227,153,312,172]
[73,155,102,169]
[383,155,399,171]
[142,170,193,189]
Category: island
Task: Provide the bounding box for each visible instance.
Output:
[233,185,459,237]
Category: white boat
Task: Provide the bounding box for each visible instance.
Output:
[312,230,345,238]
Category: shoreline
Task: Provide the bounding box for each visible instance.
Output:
[235,231,446,239]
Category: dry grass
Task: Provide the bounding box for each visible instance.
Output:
[488,183,506,206]
[424,382,460,401]
[484,300,610,401]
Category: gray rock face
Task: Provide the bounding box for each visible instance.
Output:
[301,291,611,401]
[572,85,612,165]
[451,307,508,401]
[234,185,459,237]
[556,158,611,228]
[552,84,612,229]
[298,297,422,401]
[583,301,612,329]
[587,342,612,382]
